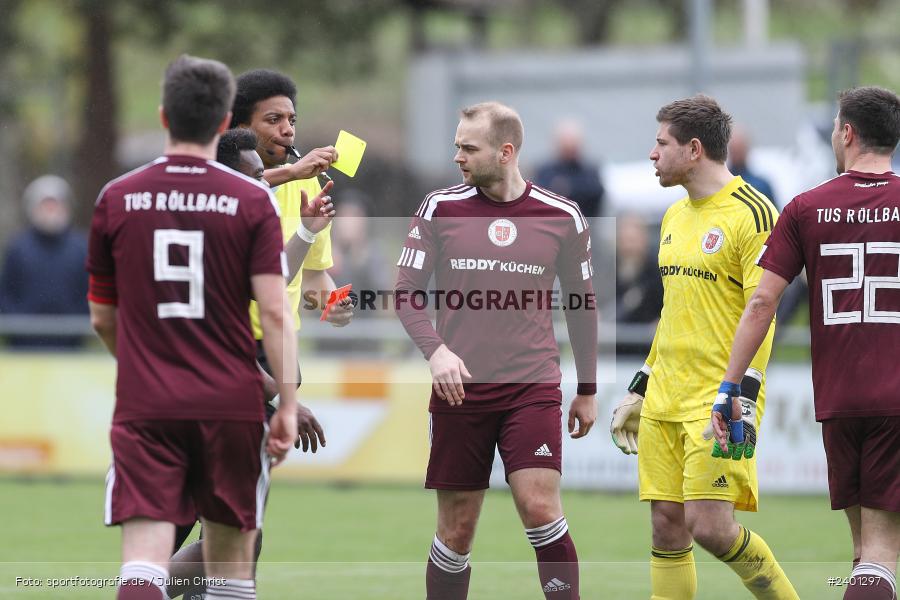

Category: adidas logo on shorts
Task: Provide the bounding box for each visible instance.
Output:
[408,226,422,239]
[543,578,571,592]
[534,444,553,457]
[712,475,729,488]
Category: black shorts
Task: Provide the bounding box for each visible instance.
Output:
[255,340,302,421]
[173,522,196,552]
[821,415,900,512]
[255,340,302,382]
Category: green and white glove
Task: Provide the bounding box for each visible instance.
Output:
[703,370,760,461]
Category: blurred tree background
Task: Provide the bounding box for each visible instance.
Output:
[1,0,899,241]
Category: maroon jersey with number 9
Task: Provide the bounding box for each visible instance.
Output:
[86,155,284,423]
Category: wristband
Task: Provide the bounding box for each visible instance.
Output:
[577,383,596,396]
[627,364,651,396]
[739,369,761,402]
[717,381,741,398]
[713,380,743,443]
[297,222,317,244]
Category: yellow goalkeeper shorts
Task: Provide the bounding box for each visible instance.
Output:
[637,417,758,512]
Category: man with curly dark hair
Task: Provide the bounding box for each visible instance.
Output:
[231,68,352,335]
[229,69,335,187]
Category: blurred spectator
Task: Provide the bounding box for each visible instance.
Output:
[615,212,663,356]
[329,190,392,318]
[729,125,809,342]
[0,175,88,348]
[535,119,605,218]
[728,124,775,205]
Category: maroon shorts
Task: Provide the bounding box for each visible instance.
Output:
[821,416,900,512]
[105,420,269,531]
[426,399,563,491]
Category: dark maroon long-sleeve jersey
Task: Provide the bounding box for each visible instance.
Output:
[395,181,598,413]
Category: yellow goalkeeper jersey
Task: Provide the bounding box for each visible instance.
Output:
[643,176,777,422]
[249,177,333,339]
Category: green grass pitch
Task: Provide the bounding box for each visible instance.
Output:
[0,477,853,598]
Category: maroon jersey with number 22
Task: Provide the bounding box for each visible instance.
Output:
[759,170,900,420]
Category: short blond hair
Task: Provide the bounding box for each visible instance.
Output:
[461,101,524,151]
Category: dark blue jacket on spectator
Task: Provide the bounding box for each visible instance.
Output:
[535,159,605,218]
[0,227,89,348]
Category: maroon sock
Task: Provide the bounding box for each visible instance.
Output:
[116,579,164,600]
[426,557,471,600]
[843,563,896,600]
[526,518,579,600]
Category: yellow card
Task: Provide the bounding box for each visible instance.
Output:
[331,130,367,177]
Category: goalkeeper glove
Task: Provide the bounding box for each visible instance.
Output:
[705,373,759,460]
[610,367,649,454]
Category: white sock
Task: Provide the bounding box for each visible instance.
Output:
[852,562,896,597]
[429,534,470,574]
[206,578,256,600]
[525,516,569,548]
[119,561,169,598]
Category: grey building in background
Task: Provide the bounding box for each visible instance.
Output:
[407,44,806,179]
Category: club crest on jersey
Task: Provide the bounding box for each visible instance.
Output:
[701,227,725,254]
[488,219,517,247]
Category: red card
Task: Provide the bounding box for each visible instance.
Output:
[320,284,352,321]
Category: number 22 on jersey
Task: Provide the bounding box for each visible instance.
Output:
[821,241,900,325]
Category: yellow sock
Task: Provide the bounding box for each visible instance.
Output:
[650,545,697,600]
[717,526,799,600]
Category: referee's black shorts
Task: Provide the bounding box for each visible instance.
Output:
[255,340,302,421]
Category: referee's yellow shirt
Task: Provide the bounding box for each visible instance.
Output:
[643,176,777,422]
[249,177,333,339]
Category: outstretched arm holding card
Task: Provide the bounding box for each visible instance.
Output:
[265,129,366,185]
[264,145,338,187]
